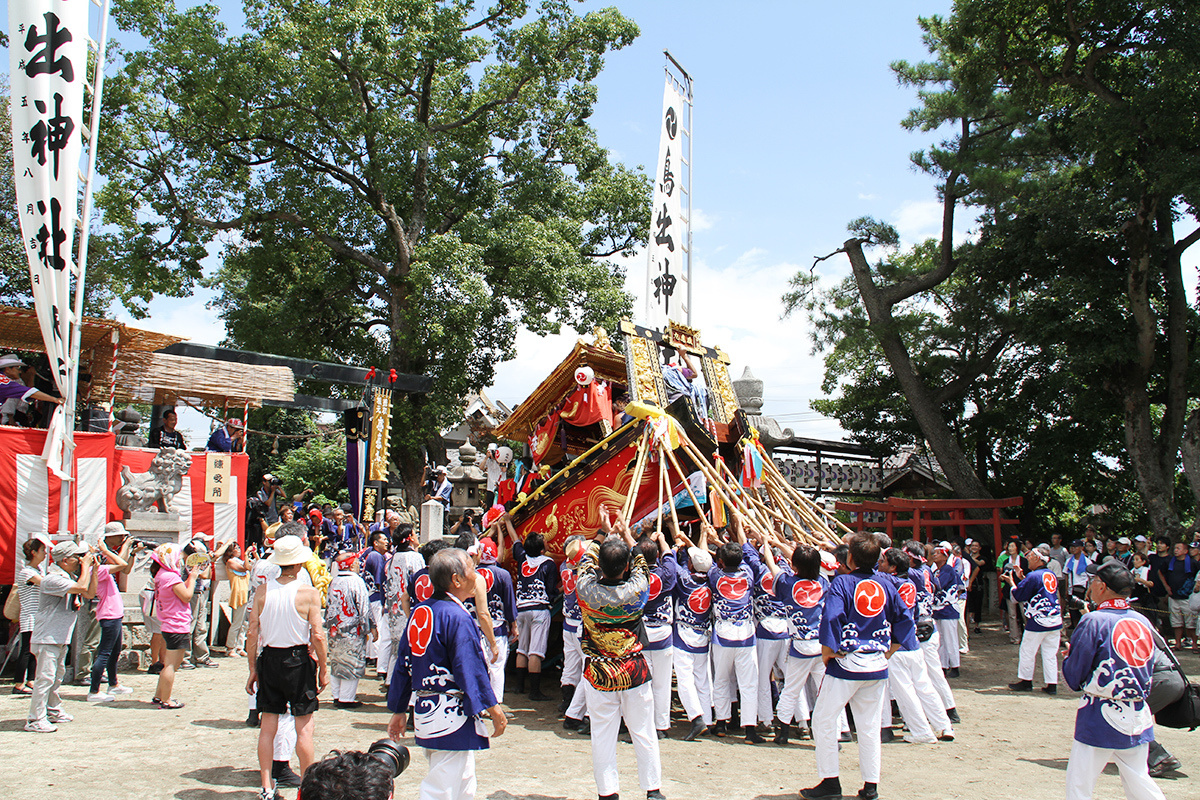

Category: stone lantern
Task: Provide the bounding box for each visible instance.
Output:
[447,442,486,520]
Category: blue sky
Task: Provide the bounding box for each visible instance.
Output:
[105,0,990,444]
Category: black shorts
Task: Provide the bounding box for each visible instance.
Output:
[256,645,319,717]
[163,631,190,651]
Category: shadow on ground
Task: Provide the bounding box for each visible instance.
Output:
[180,766,261,788]
[351,720,389,732]
[192,718,248,730]
[1019,757,1119,775]
[175,791,259,800]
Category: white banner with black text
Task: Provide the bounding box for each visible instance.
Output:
[645,78,688,330]
[9,0,89,476]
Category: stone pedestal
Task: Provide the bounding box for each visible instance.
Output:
[419,500,444,543]
[124,510,188,545]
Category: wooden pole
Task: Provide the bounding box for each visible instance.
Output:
[662,442,706,518]
[655,447,665,540]
[660,448,684,541]
[620,432,651,525]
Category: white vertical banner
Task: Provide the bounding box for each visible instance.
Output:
[645,77,688,330]
[10,0,89,477]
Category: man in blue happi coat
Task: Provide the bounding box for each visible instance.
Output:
[387,548,506,800]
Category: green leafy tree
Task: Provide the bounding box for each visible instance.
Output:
[98,0,647,501]
[789,1,1200,538]
[274,433,349,503]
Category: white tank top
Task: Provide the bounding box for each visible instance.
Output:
[259,578,309,647]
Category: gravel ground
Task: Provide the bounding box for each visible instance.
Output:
[1,622,1195,800]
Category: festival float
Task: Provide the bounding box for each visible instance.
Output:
[491,320,846,554]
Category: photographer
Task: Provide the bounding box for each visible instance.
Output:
[25,541,98,733]
[257,474,284,526]
[301,741,409,800]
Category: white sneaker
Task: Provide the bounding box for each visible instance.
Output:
[903,733,937,744]
[24,719,58,733]
[47,710,74,722]
[88,692,115,703]
[938,729,956,741]
[108,685,133,696]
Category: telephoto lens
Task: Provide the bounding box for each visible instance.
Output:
[367,738,411,778]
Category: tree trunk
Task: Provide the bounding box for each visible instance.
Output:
[1114,201,1191,540]
[844,238,993,499]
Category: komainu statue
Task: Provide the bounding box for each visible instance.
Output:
[115,447,192,514]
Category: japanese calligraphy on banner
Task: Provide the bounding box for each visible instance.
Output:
[9,0,89,476]
[645,77,688,331]
[367,388,393,483]
[205,453,233,504]
[10,0,86,385]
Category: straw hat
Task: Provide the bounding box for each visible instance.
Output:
[270,535,312,566]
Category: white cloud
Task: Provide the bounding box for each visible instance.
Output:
[857,193,878,201]
[109,289,225,346]
[690,207,716,232]
[891,199,944,245]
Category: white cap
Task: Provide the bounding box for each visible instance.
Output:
[687,546,712,573]
[1117,537,1132,545]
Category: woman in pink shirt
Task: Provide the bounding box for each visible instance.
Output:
[151,544,202,709]
[87,536,135,703]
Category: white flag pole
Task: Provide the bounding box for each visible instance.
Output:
[57,0,111,536]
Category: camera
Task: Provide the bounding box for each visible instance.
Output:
[270,477,283,486]
[367,738,410,777]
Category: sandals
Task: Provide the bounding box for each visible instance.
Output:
[11,686,32,695]
[155,698,185,709]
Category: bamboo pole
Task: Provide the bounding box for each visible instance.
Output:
[655,447,666,540]
[762,473,837,546]
[673,435,774,542]
[620,431,652,525]
[661,440,707,518]
[660,449,685,542]
[760,460,853,538]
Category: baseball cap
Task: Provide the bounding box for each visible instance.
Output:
[1117,537,1131,545]
[1190,541,1200,549]
[1133,535,1148,542]
[51,540,88,560]
[687,546,712,573]
[1086,560,1135,595]
[1070,538,1085,548]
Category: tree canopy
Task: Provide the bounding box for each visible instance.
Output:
[99,0,649,499]
[789,0,1200,538]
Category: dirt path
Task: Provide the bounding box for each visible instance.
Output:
[1,624,1194,800]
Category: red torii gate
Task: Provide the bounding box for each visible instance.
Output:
[834,496,1023,555]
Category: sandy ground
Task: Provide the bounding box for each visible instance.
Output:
[1,623,1196,800]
